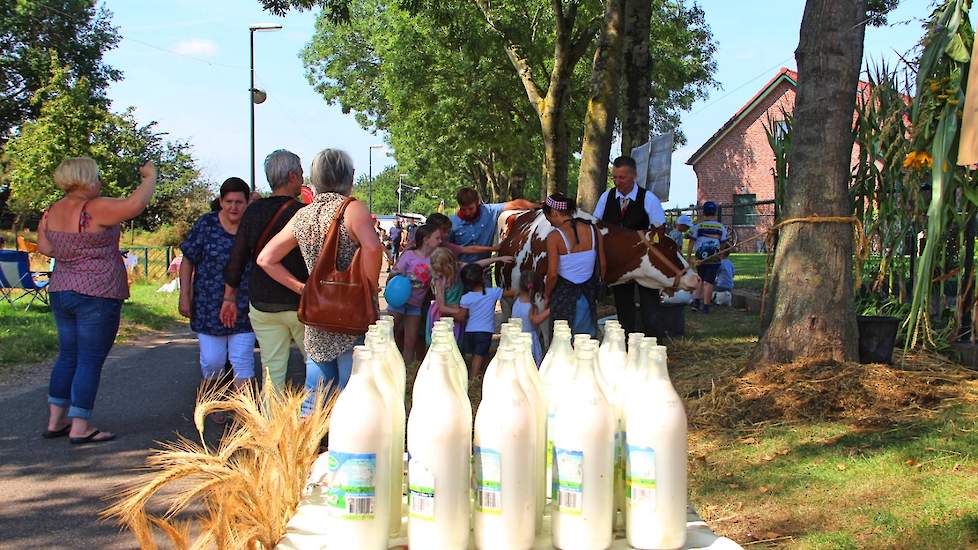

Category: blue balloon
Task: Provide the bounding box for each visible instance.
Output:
[384,274,412,308]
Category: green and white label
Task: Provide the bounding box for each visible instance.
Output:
[554,447,583,515]
[474,446,502,514]
[626,444,656,509]
[325,451,377,520]
[408,458,436,521]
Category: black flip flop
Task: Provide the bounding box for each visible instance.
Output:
[42,425,71,439]
[69,430,116,445]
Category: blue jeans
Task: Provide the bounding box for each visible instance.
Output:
[48,291,122,419]
[302,338,362,416]
[572,295,596,337]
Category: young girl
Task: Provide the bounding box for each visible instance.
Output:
[459,263,506,379]
[390,223,440,365]
[512,269,550,366]
[426,247,467,344]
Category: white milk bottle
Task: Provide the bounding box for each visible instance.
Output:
[365,333,406,538]
[324,346,392,550]
[482,323,518,400]
[473,350,536,550]
[541,326,572,499]
[376,317,406,396]
[433,328,468,395]
[516,332,547,533]
[406,347,471,550]
[551,343,615,550]
[625,346,688,550]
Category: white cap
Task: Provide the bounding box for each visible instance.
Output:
[677,215,692,226]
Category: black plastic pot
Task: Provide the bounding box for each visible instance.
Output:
[856,315,900,364]
[657,303,686,338]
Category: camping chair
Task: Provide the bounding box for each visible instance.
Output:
[0,250,51,310]
[16,235,38,253]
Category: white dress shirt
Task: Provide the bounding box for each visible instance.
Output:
[593,183,666,227]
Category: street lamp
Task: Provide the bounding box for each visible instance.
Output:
[397,174,419,215]
[368,144,385,212]
[249,23,283,192]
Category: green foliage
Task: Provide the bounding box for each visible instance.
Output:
[4,58,212,230]
[303,0,542,203]
[906,0,976,348]
[763,107,792,220]
[352,166,443,215]
[0,0,120,140]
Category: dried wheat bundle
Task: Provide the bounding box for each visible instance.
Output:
[102,383,333,549]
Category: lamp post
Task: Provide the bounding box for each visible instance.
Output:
[368,144,385,213]
[249,23,283,192]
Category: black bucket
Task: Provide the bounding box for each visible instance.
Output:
[657,303,686,338]
[857,315,900,364]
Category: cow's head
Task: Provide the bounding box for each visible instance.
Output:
[599,223,700,293]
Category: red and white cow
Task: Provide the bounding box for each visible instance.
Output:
[494,209,700,330]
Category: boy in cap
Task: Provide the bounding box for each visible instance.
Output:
[687,201,727,314]
[669,214,692,247]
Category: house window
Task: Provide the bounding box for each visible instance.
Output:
[733,193,758,226]
[774,119,789,140]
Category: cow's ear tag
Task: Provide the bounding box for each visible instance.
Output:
[652,233,659,244]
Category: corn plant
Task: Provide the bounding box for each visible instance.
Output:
[763,106,792,221]
[905,0,976,348]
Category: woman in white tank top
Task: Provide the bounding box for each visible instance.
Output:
[542,193,606,336]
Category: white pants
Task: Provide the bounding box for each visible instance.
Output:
[713,290,733,306]
[198,332,256,381]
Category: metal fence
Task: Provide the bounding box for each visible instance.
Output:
[15,245,181,282]
[664,199,777,253]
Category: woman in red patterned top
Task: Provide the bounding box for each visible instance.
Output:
[36,157,156,445]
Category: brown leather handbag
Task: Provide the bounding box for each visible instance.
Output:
[297,196,377,334]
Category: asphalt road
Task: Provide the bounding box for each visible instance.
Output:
[0,328,306,549]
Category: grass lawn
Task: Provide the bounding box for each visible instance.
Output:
[674,306,978,549]
[0,283,184,368]
[730,253,767,292]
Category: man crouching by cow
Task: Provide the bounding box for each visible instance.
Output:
[593,155,668,337]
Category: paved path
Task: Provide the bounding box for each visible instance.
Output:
[0,327,305,549]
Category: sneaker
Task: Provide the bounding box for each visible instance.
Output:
[691,299,701,311]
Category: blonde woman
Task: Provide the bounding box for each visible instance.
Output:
[37,157,157,445]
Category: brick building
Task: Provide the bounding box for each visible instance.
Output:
[686,67,867,250]
[685,67,798,249]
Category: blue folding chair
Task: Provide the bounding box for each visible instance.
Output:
[0,250,51,310]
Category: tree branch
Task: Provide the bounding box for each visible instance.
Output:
[472,0,546,111]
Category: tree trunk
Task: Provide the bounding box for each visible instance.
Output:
[577,0,626,212]
[754,0,865,364]
[620,0,652,155]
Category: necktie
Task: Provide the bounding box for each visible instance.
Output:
[619,197,630,213]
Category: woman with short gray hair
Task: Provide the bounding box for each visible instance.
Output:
[257,148,383,414]
[221,149,308,393]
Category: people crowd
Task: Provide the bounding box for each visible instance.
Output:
[36,150,732,440]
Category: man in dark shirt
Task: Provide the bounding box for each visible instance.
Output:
[388,220,403,263]
[221,149,309,392]
[594,155,667,337]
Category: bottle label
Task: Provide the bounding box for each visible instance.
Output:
[325,451,377,520]
[614,431,625,483]
[474,446,502,514]
[408,458,436,520]
[554,447,584,514]
[626,445,656,509]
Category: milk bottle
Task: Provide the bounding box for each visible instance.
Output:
[406,347,472,550]
[516,332,547,532]
[365,333,406,537]
[324,346,392,550]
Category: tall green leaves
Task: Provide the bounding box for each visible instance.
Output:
[906,0,975,347]
[763,107,792,221]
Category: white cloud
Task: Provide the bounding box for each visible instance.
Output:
[172,38,218,58]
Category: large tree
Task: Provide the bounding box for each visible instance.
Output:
[303,0,543,203]
[5,60,211,231]
[0,0,120,141]
[755,0,868,363]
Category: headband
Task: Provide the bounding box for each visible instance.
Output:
[545,196,568,211]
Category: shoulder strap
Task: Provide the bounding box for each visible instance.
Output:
[554,226,572,252]
[254,200,297,259]
[589,224,597,252]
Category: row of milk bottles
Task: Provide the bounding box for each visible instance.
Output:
[322,314,687,550]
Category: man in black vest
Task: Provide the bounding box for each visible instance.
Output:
[593,155,667,337]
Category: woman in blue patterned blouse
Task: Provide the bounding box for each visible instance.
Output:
[179,178,254,410]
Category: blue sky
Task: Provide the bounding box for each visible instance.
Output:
[103,1,939,208]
